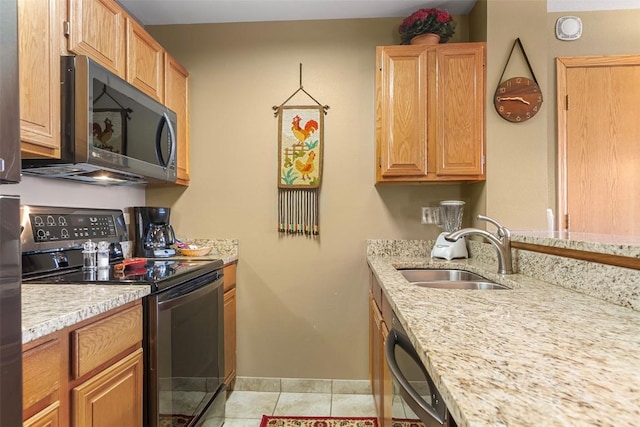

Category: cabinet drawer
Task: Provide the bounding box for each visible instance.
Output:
[23,337,62,410]
[71,305,142,379]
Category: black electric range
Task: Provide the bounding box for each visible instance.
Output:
[20,205,222,292]
[20,205,227,427]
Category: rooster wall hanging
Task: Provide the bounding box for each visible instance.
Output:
[273,64,329,236]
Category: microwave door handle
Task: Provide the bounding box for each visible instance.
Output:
[165,112,177,168]
[155,112,176,168]
[385,328,446,426]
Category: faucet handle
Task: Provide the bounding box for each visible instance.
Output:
[476,215,511,238]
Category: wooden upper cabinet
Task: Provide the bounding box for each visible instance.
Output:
[165,53,190,184]
[127,18,164,102]
[18,0,61,158]
[67,0,126,78]
[376,46,428,180]
[434,44,485,177]
[375,42,486,183]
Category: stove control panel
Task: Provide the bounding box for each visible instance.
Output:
[30,213,117,242]
[21,205,128,253]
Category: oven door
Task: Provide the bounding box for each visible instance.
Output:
[146,270,225,427]
[385,326,455,427]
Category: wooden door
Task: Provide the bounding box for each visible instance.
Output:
[376,45,428,181]
[67,0,126,78]
[557,56,640,234]
[434,43,485,177]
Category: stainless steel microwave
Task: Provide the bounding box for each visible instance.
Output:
[21,55,177,185]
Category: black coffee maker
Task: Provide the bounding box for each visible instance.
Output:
[132,207,176,258]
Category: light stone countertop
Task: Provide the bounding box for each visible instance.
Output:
[368,255,640,427]
[22,284,150,344]
[176,238,238,265]
[512,230,640,258]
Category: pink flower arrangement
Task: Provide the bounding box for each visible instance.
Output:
[398,8,456,44]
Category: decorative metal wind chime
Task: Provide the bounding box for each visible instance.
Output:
[273,63,329,236]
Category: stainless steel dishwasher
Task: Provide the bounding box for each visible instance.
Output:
[385,311,457,427]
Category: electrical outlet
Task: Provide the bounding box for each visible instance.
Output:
[421,207,440,225]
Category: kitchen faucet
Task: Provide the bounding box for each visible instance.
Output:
[445,215,513,274]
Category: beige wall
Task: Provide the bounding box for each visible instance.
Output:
[11,176,144,210]
[146,18,471,379]
[484,2,640,232]
[484,0,550,230]
[145,5,640,380]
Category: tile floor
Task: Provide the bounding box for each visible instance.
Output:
[224,390,420,427]
[224,390,376,427]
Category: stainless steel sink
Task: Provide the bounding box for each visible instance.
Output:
[398,269,510,290]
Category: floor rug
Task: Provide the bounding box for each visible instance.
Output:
[260,416,378,427]
[159,413,195,427]
[391,419,426,427]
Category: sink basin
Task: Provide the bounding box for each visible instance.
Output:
[411,280,510,290]
[398,269,510,290]
[400,269,486,283]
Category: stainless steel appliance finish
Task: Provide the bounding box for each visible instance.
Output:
[146,268,226,427]
[386,312,456,427]
[0,196,22,426]
[0,0,20,185]
[0,0,22,424]
[132,206,177,258]
[21,206,226,427]
[21,55,177,185]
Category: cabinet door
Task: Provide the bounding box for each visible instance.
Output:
[223,288,237,387]
[71,349,143,427]
[23,337,62,414]
[165,53,190,185]
[369,294,384,422]
[127,18,164,102]
[434,43,485,177]
[67,0,126,78]
[23,402,60,427]
[18,0,61,158]
[376,46,428,181]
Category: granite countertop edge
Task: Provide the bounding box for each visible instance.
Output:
[22,284,151,344]
[368,254,640,427]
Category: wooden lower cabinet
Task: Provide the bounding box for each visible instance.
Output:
[369,276,393,427]
[23,301,143,427]
[72,349,143,427]
[223,263,237,388]
[24,402,60,427]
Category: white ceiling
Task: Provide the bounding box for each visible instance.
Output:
[118,0,640,26]
[118,0,477,25]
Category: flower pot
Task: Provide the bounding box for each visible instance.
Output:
[410,33,441,45]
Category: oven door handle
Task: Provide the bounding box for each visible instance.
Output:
[157,276,223,310]
[385,328,446,426]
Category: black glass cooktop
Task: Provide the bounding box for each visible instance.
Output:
[23,258,224,292]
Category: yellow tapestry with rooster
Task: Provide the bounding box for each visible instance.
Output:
[278,106,323,189]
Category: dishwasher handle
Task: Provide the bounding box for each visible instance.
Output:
[385,328,446,426]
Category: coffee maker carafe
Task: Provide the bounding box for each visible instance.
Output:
[132,207,176,258]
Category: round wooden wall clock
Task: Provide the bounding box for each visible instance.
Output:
[494,77,543,123]
[494,38,543,123]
